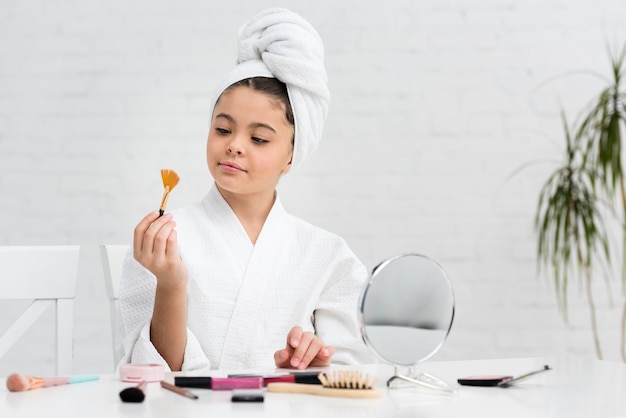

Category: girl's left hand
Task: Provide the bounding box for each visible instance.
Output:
[273,326,335,369]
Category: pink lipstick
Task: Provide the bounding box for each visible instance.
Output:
[174,376,262,390]
[228,372,322,386]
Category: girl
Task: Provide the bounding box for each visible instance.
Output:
[117,8,374,372]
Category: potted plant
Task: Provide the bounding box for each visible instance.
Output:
[535,43,626,361]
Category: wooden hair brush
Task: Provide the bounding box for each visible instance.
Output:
[266,371,381,398]
[159,169,180,216]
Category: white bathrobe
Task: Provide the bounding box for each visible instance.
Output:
[117,185,374,372]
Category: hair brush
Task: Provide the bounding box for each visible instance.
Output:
[159,169,180,216]
[266,370,381,398]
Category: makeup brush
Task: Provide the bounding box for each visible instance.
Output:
[159,169,180,216]
[119,380,147,403]
[160,381,198,400]
[267,370,381,398]
[6,373,99,392]
[498,364,552,388]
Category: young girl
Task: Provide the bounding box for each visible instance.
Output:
[117,8,374,372]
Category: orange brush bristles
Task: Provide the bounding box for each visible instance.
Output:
[7,373,41,392]
[159,169,180,216]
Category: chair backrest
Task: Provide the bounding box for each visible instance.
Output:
[0,245,80,375]
[99,244,129,369]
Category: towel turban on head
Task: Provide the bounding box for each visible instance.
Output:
[208,8,330,170]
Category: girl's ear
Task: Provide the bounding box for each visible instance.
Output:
[281,153,293,174]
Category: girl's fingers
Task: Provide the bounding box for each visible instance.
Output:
[310,345,334,367]
[152,220,176,256]
[290,332,316,368]
[297,336,325,369]
[136,213,173,257]
[278,327,331,369]
[273,348,291,368]
[133,211,160,258]
[287,326,303,349]
[165,229,179,260]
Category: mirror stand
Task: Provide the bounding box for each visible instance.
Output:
[387,366,458,395]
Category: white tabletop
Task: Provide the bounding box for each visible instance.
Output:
[1,356,625,418]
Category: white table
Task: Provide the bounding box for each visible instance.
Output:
[1,357,625,417]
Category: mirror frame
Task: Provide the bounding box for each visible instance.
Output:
[358,253,457,393]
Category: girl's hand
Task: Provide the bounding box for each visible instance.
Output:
[273,326,335,369]
[133,211,188,290]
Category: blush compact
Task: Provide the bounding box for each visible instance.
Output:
[458,365,552,388]
[457,375,512,387]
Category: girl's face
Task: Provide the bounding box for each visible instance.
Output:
[206,86,294,199]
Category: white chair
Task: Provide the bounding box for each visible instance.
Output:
[99,244,129,369]
[0,245,80,375]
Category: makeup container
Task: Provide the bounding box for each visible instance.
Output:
[119,364,165,383]
[228,371,322,386]
[174,376,263,390]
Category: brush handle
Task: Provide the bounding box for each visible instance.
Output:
[498,365,552,387]
[159,186,171,215]
[31,376,98,389]
[43,376,99,387]
[266,383,381,398]
[66,376,100,385]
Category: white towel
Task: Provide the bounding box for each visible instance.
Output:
[208,8,330,170]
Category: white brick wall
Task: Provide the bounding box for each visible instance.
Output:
[1,0,626,375]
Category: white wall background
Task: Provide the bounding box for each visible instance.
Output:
[1,0,626,376]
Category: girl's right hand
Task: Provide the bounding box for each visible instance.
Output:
[133,211,188,291]
[273,326,334,369]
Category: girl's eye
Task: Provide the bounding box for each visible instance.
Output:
[251,137,268,144]
[216,128,230,135]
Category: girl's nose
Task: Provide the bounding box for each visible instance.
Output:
[227,137,244,156]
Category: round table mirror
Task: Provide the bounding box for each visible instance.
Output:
[358,253,456,393]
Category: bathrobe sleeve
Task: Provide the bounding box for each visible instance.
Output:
[312,253,378,365]
[116,250,212,373]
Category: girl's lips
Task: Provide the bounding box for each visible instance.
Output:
[219,161,246,173]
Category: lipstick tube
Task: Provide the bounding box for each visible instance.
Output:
[227,371,322,386]
[263,373,322,386]
[174,376,262,391]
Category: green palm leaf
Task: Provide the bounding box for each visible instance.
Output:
[535,113,609,321]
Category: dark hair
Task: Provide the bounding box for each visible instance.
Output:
[223,77,295,128]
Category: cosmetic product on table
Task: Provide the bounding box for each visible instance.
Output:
[117,364,166,403]
[228,371,322,386]
[457,364,552,387]
[231,389,264,403]
[5,374,99,392]
[118,364,165,383]
[160,381,198,400]
[174,376,263,390]
[266,371,381,398]
[119,381,147,403]
[497,365,552,387]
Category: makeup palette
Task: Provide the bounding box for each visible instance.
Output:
[458,365,552,387]
[457,375,512,387]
